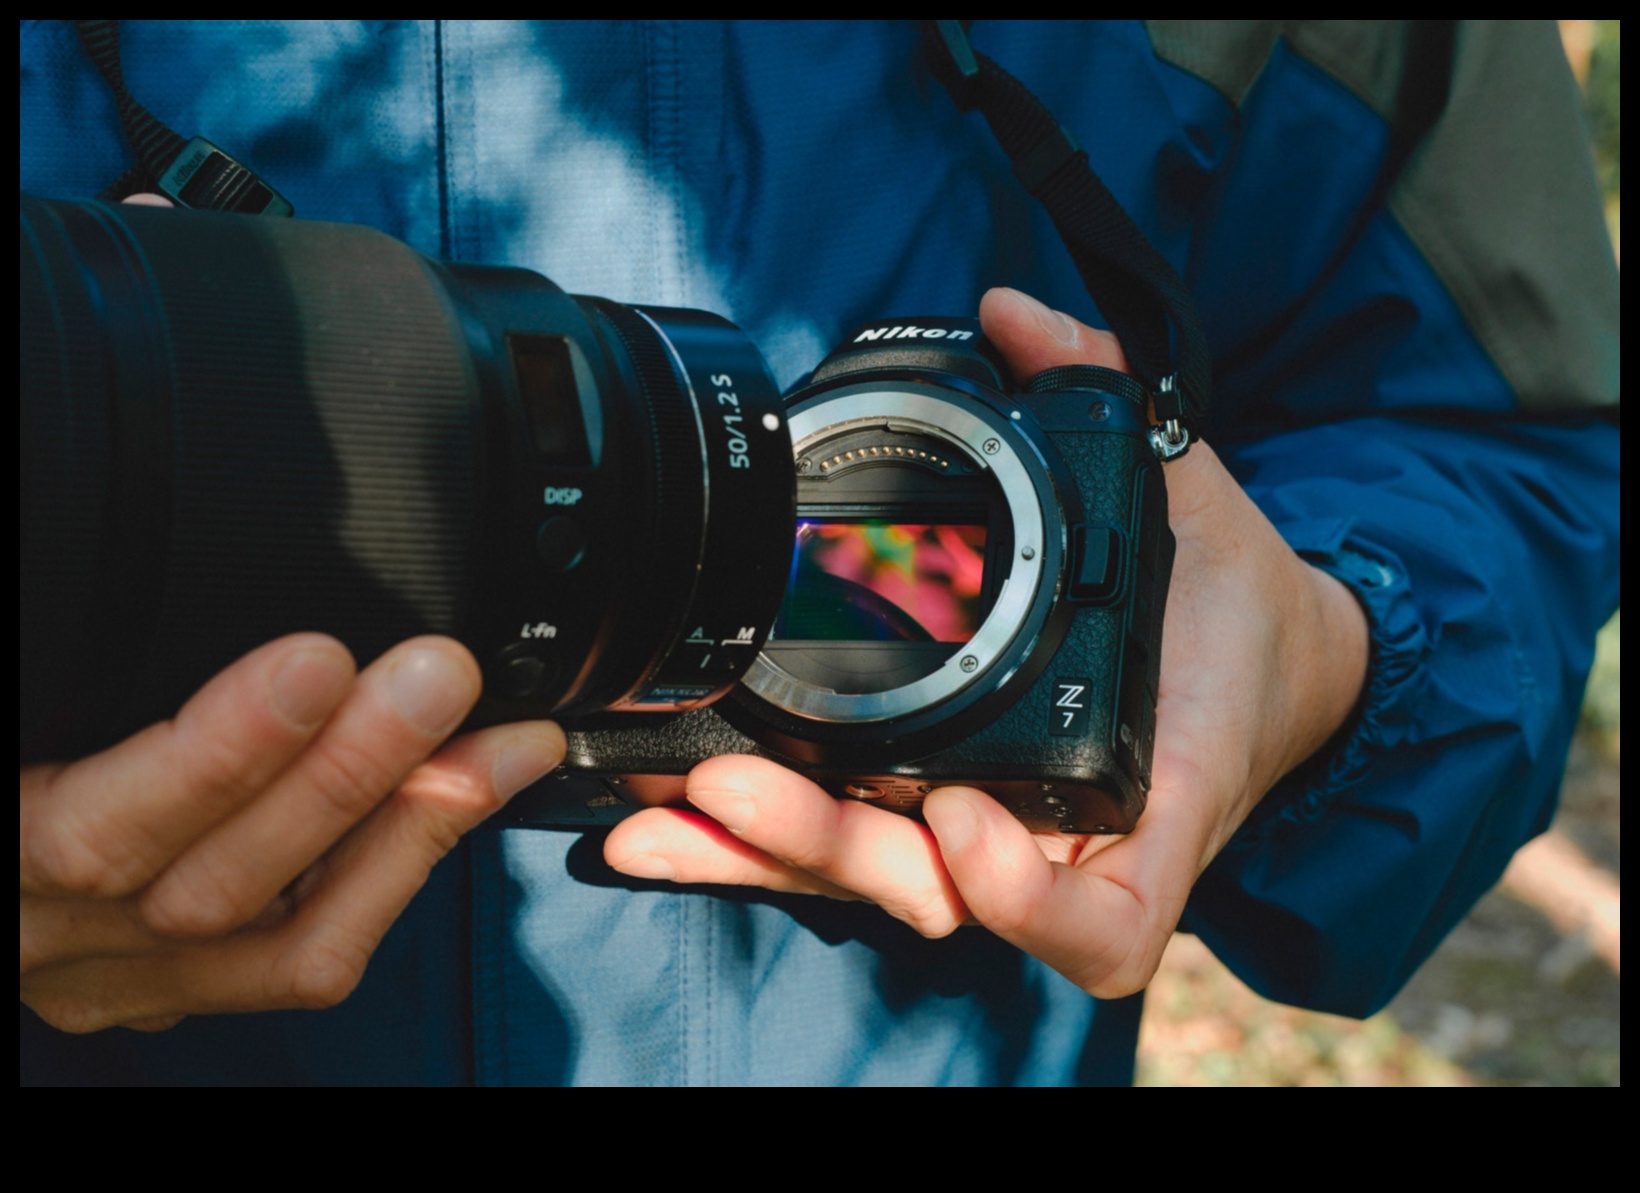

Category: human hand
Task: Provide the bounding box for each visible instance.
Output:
[20,633,564,1032]
[605,286,1368,998]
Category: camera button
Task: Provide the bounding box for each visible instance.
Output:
[1069,525,1122,603]
[489,643,561,699]
[535,515,588,572]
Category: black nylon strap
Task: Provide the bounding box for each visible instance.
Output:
[74,20,293,216]
[924,21,1211,431]
[74,20,187,200]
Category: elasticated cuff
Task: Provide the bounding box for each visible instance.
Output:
[1226,519,1432,845]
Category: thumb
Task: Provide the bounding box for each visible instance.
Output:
[981,285,1224,523]
[978,288,1130,381]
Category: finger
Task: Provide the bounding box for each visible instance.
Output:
[924,785,1198,997]
[21,721,564,1032]
[139,637,482,937]
[20,892,162,973]
[265,719,566,996]
[19,634,355,899]
[606,806,860,901]
[20,719,563,974]
[978,287,1130,379]
[924,786,1150,995]
[121,193,174,208]
[678,756,970,937]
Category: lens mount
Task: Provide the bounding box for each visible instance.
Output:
[744,383,1048,724]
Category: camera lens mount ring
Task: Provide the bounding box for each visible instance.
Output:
[746,384,1048,723]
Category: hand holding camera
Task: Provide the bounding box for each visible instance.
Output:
[19,631,565,1032]
[19,195,557,1031]
[605,288,1369,999]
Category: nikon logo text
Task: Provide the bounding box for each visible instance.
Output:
[853,325,974,343]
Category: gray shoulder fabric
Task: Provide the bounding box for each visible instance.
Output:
[1143,21,1281,108]
[1144,20,1619,414]
[1384,22,1619,415]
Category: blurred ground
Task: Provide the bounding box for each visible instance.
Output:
[1137,728,1620,1086]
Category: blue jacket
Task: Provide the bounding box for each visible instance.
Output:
[20,20,1620,1084]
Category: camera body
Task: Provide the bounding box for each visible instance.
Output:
[524,318,1174,834]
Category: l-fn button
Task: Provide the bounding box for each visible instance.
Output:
[490,642,561,699]
[536,515,587,572]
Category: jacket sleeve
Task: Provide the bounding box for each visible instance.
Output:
[1169,21,1620,1016]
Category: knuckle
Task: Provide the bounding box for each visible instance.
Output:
[781,811,846,873]
[398,763,504,838]
[895,889,963,940]
[25,994,121,1035]
[302,738,402,822]
[23,815,144,899]
[176,719,272,808]
[393,790,466,860]
[140,861,261,938]
[280,935,371,1010]
[908,915,962,941]
[782,837,837,873]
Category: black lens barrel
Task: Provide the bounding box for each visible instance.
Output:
[19,195,792,761]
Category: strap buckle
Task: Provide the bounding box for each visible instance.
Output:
[156,137,294,217]
[1147,375,1191,460]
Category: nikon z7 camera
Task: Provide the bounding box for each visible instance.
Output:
[20,197,1171,835]
[552,318,1174,834]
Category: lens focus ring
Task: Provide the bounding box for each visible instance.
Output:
[573,297,708,707]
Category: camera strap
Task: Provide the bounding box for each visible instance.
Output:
[72,19,1201,438]
[925,21,1208,453]
[73,20,293,217]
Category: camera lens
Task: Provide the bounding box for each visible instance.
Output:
[19,195,793,761]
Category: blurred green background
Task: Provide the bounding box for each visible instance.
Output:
[1137,20,1622,1087]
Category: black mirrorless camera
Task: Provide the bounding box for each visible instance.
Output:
[20,196,1172,834]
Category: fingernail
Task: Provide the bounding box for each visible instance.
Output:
[613,854,676,881]
[270,645,352,728]
[688,786,754,834]
[490,727,566,799]
[928,792,980,854]
[384,647,474,736]
[999,287,1080,347]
